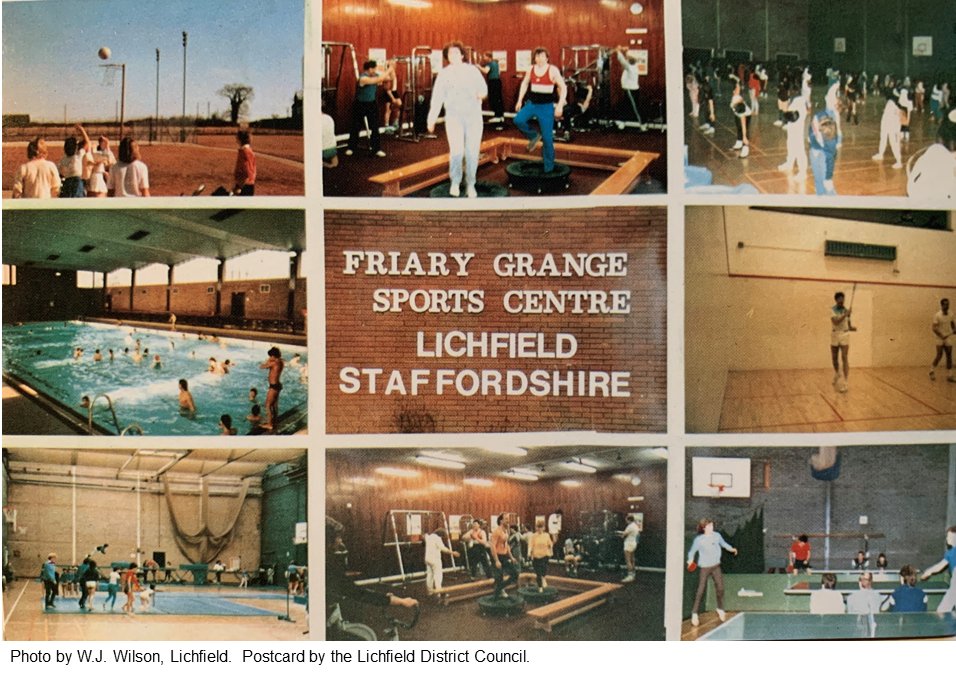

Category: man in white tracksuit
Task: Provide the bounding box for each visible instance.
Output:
[424,527,459,594]
[427,40,488,198]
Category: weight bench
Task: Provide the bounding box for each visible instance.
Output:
[525,578,621,633]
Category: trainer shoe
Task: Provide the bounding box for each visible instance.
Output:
[466,185,478,198]
[499,591,509,599]
[833,373,840,385]
[541,578,548,589]
[948,374,956,383]
[717,608,727,622]
[622,574,635,583]
[929,370,936,380]
[740,145,750,158]
[703,125,715,135]
[871,153,882,161]
[731,140,744,150]
[691,613,700,627]
[375,150,387,158]
[778,162,791,172]
[773,119,784,126]
[527,133,542,152]
[892,161,902,169]
[345,149,354,156]
[449,184,461,197]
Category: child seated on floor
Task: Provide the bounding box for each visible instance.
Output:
[139,583,156,611]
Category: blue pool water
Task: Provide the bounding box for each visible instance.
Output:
[2,321,308,435]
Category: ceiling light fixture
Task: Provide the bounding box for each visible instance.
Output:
[560,479,582,487]
[463,477,493,487]
[415,455,466,470]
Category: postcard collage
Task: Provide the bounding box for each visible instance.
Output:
[2,0,955,644]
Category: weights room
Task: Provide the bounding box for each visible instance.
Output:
[682,445,956,640]
[2,449,309,641]
[685,206,956,433]
[321,0,667,197]
[326,444,667,641]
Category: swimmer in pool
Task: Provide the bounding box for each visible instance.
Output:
[93,349,103,362]
[152,354,162,369]
[108,349,115,361]
[222,359,232,374]
[247,404,262,426]
[208,357,225,375]
[178,379,196,415]
[259,347,284,431]
[249,387,258,403]
[131,351,143,364]
[219,414,237,436]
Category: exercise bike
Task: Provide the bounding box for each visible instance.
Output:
[326,602,420,641]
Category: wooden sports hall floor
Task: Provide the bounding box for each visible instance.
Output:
[717,367,956,432]
[684,86,938,196]
[3,579,309,641]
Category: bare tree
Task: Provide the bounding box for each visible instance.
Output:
[217,84,255,124]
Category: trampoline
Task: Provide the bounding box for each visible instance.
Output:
[505,161,572,193]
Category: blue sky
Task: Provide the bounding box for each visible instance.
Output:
[3,0,303,122]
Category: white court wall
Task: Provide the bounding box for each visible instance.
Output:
[6,482,262,577]
[686,207,956,431]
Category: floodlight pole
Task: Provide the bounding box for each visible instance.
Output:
[155,49,160,143]
[181,31,188,142]
[120,63,127,138]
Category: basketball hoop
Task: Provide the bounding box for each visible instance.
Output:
[707,483,727,496]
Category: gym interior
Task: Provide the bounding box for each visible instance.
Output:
[326,444,667,640]
[2,209,308,436]
[682,0,955,196]
[685,206,956,433]
[2,448,309,641]
[682,444,956,640]
[321,0,667,197]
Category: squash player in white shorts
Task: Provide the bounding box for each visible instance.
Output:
[830,291,852,390]
[930,298,956,382]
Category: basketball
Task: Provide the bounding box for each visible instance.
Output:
[98,46,111,60]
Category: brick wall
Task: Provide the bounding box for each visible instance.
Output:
[106,278,306,320]
[325,207,667,433]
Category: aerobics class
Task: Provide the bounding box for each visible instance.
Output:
[685,207,956,433]
[682,445,956,640]
[326,444,667,640]
[2,449,308,641]
[321,0,667,197]
[682,0,955,196]
[1,209,308,436]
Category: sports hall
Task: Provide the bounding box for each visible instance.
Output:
[682,0,955,196]
[685,207,956,433]
[2,448,309,641]
[326,444,666,640]
[2,209,308,436]
[321,0,667,197]
[682,445,956,640]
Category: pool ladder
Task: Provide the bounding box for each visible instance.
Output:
[87,393,122,435]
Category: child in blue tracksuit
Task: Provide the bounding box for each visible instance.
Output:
[687,518,738,627]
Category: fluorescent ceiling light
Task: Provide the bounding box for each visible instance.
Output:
[431,483,458,492]
[631,475,642,486]
[348,476,384,486]
[627,496,645,502]
[463,477,493,487]
[375,466,420,478]
[526,4,554,15]
[421,450,467,463]
[416,455,466,470]
[564,460,597,474]
[483,445,528,457]
[559,479,582,487]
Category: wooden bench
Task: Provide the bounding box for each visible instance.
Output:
[368,139,505,197]
[369,137,657,197]
[525,579,621,632]
[436,578,496,605]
